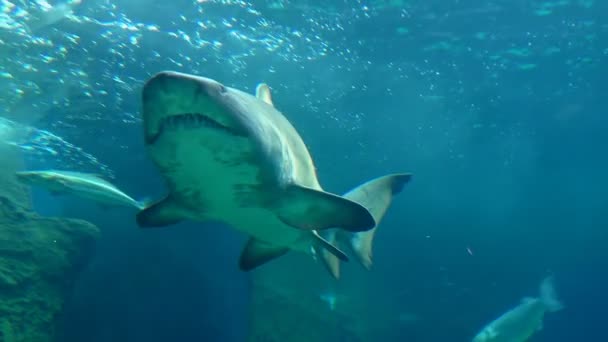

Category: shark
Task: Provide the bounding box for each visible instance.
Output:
[136,71,410,273]
[15,170,147,210]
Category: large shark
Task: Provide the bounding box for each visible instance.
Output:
[136,71,409,273]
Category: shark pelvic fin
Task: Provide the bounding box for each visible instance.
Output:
[239,238,289,271]
[275,184,376,232]
[316,230,343,279]
[312,230,348,262]
[255,83,274,106]
[135,196,183,228]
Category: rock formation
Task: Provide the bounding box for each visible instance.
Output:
[0,143,99,342]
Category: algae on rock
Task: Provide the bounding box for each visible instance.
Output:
[0,143,100,342]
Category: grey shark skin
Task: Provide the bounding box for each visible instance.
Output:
[15,170,145,209]
[137,71,386,272]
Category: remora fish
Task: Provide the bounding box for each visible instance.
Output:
[136,71,408,273]
[472,276,564,342]
[321,173,412,279]
[15,170,146,210]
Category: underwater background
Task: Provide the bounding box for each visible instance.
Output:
[1,0,607,341]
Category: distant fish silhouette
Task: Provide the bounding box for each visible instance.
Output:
[472,276,564,342]
[16,169,149,210]
[25,0,82,33]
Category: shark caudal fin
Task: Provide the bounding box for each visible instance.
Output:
[319,173,411,276]
[344,173,411,268]
[539,276,564,313]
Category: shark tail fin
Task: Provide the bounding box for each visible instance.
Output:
[343,173,412,269]
[539,276,564,313]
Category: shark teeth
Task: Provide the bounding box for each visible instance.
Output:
[146,112,244,145]
[160,113,224,130]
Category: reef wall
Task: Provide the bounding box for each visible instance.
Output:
[0,143,99,342]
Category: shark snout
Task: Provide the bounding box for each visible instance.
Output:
[143,71,225,103]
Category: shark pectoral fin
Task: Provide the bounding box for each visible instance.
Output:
[317,230,343,279]
[135,196,183,228]
[239,238,290,271]
[276,185,376,232]
[255,83,274,106]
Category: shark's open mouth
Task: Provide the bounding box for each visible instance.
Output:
[147,112,242,144]
[162,113,227,131]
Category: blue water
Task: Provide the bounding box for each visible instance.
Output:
[2,0,607,341]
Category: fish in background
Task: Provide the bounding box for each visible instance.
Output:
[25,0,83,34]
[319,291,338,311]
[15,169,148,210]
[472,276,564,342]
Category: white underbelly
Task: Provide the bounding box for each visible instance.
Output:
[214,205,308,249]
[151,131,312,252]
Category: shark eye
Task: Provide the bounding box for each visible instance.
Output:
[218,84,227,94]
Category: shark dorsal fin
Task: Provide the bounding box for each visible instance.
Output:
[255,83,274,106]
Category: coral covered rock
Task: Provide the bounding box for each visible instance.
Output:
[0,145,99,342]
